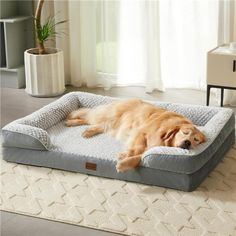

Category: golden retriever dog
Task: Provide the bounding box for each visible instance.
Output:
[66,99,206,172]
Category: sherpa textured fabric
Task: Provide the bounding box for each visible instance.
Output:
[2,92,235,191]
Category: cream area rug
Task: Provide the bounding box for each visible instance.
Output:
[0,145,236,236]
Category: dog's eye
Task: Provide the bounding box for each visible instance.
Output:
[194,137,199,142]
[183,131,189,135]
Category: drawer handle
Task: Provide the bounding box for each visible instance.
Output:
[234,60,236,72]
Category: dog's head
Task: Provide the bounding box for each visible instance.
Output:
[161,123,206,149]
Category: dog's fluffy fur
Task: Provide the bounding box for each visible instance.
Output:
[66,99,206,172]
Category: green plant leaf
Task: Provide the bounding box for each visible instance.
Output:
[35,15,67,44]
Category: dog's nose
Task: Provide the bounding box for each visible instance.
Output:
[184,140,191,147]
[180,140,191,149]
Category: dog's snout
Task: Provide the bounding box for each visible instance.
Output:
[180,140,191,149]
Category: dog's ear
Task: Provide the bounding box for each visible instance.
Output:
[195,127,207,143]
[160,125,180,146]
[146,125,180,148]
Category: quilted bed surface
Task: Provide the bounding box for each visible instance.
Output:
[2,92,235,174]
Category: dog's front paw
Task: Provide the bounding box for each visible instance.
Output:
[118,152,128,160]
[82,130,92,138]
[116,161,132,172]
[116,162,125,173]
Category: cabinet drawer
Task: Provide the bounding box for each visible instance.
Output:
[207,53,236,87]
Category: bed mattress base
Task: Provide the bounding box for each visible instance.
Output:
[3,130,235,192]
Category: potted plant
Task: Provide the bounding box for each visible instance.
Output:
[25,0,66,97]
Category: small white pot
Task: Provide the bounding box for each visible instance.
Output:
[24,48,65,97]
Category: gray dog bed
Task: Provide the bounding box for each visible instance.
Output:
[2,92,235,191]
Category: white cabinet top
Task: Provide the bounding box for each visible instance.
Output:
[209,45,236,56]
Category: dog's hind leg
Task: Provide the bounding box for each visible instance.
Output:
[82,125,104,138]
[65,118,88,127]
[67,108,90,120]
[66,108,90,127]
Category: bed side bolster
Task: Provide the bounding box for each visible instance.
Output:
[2,123,51,150]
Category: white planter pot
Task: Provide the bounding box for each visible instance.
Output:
[24,48,65,97]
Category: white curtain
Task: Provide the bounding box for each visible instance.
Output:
[217,0,236,106]
[159,0,219,89]
[54,0,164,91]
[117,0,164,92]
[52,0,235,98]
